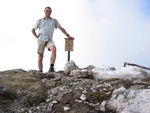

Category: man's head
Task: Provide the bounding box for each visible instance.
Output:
[44,7,52,18]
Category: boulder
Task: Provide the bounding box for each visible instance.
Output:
[64,61,79,73]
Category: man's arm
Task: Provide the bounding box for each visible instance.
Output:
[31,28,40,38]
[59,26,73,38]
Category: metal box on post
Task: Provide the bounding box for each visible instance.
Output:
[64,38,74,61]
[65,38,74,51]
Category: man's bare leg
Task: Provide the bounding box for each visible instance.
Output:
[38,53,44,72]
[48,45,56,72]
[50,45,56,64]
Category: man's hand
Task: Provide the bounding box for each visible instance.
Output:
[32,28,40,39]
[59,27,74,39]
[37,34,40,38]
[68,35,74,39]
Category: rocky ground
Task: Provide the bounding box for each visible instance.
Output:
[0,64,150,113]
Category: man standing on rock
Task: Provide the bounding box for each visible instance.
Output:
[32,6,73,73]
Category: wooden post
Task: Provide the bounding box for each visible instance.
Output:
[65,38,74,62]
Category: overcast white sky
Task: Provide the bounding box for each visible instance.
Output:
[0,0,150,72]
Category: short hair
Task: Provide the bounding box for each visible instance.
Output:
[45,6,51,10]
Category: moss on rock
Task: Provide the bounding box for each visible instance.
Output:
[0,69,48,111]
[87,92,110,104]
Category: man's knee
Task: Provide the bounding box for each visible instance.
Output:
[50,46,56,53]
[38,54,43,61]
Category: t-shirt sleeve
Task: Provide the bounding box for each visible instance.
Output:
[54,19,61,29]
[33,19,41,30]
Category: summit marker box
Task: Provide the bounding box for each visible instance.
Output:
[65,38,74,51]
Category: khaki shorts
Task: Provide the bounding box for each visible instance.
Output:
[37,40,55,54]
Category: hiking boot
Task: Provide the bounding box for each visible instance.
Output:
[48,67,55,73]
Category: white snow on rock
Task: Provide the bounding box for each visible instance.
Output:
[107,87,150,113]
[64,61,150,79]
[92,65,150,79]
[63,61,150,112]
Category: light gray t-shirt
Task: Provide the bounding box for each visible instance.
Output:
[33,18,61,41]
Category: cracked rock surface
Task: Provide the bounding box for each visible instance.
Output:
[0,68,150,113]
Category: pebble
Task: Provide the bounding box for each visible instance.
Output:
[46,98,52,103]
[51,100,58,104]
[51,88,59,95]
[100,101,106,109]
[63,106,71,111]
[80,94,87,101]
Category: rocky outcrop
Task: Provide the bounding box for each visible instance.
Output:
[0,69,47,112]
[107,86,150,113]
[0,63,150,113]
